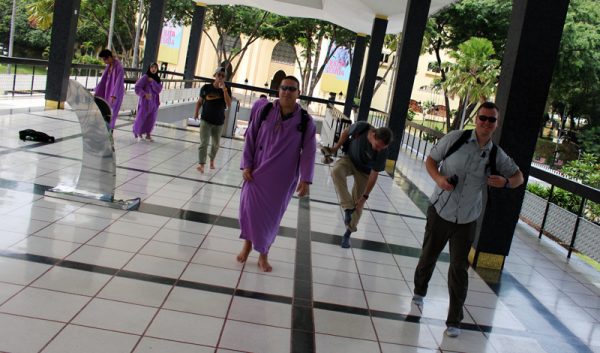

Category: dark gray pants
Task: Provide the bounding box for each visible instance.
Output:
[413,205,476,327]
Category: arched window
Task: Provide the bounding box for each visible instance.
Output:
[271,41,296,65]
[217,34,241,54]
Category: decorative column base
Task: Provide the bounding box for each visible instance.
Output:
[469,247,506,270]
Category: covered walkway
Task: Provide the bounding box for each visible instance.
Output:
[0,108,598,353]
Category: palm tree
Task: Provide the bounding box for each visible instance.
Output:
[442,37,500,130]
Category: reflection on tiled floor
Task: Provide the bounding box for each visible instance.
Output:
[0,109,599,353]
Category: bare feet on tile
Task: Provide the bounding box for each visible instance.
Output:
[236,240,252,263]
[196,164,205,173]
[258,253,272,272]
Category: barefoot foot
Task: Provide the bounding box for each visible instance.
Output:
[236,240,252,263]
[258,254,272,272]
[196,164,205,173]
[210,160,216,169]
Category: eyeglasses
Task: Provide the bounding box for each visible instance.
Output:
[216,74,225,78]
[478,115,498,123]
[280,85,298,92]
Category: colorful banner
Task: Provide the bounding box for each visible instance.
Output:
[321,46,352,95]
[157,23,183,65]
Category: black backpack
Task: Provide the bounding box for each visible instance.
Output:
[19,129,55,143]
[256,102,310,149]
[341,123,371,154]
[442,129,498,175]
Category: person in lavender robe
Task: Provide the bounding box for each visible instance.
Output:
[249,94,269,122]
[94,49,125,131]
[236,76,316,272]
[244,94,269,137]
[133,63,162,141]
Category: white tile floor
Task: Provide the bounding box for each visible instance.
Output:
[0,108,599,353]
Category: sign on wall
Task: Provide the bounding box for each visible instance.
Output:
[157,23,183,65]
[321,46,351,95]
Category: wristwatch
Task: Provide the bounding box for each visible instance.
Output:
[504,178,511,189]
[362,194,369,200]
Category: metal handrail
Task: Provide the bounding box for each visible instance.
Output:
[0,56,367,112]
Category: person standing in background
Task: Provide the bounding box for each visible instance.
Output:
[193,67,232,173]
[95,49,125,131]
[133,63,162,141]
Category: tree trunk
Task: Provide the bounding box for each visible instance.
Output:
[307,35,324,97]
[434,38,452,131]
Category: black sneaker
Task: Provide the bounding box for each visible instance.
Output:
[341,229,351,248]
[344,208,354,226]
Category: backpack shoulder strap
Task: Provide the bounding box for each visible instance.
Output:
[258,102,273,127]
[443,129,472,161]
[251,102,273,141]
[299,108,309,149]
[487,144,499,175]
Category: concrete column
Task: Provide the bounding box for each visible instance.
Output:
[472,0,571,270]
[357,16,387,122]
[343,33,366,118]
[385,0,432,173]
[184,2,207,87]
[142,0,166,72]
[45,0,81,109]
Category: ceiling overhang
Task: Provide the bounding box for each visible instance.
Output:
[200,0,459,34]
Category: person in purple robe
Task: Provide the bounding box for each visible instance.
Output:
[249,94,269,122]
[94,49,125,131]
[236,76,316,272]
[133,63,162,141]
[244,94,269,137]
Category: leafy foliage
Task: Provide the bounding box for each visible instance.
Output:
[442,37,500,130]
[275,16,355,96]
[203,5,281,79]
[579,127,600,156]
[549,0,600,130]
[422,0,511,131]
[0,0,50,56]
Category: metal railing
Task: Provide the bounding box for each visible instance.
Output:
[400,120,445,160]
[524,166,600,260]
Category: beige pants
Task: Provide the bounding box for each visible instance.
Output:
[331,156,368,232]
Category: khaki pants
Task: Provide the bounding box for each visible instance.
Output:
[413,205,476,327]
[331,156,368,232]
[198,120,224,164]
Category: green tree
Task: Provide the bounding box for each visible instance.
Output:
[24,0,197,66]
[276,17,355,97]
[442,37,500,130]
[422,0,511,131]
[203,5,280,80]
[548,0,600,154]
[0,0,50,57]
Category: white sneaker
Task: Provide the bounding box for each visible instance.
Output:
[445,326,461,337]
[412,294,424,306]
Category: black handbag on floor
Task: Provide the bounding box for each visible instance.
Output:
[19,129,55,143]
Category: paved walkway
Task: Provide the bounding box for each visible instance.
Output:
[0,106,598,353]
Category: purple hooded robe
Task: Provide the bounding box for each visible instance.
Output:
[94,59,125,129]
[133,75,162,136]
[240,100,316,254]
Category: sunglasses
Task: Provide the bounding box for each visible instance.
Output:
[478,115,498,123]
[280,85,298,92]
